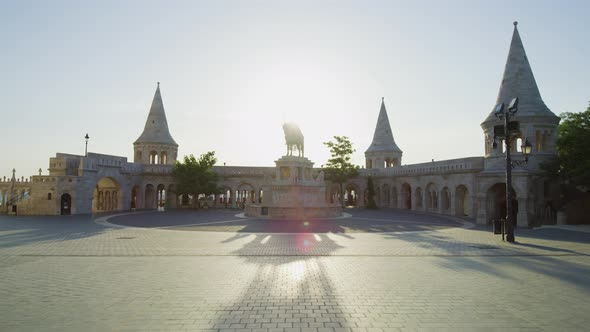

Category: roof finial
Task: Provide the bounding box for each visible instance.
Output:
[157,81,160,87]
[382,97,384,102]
[513,21,518,26]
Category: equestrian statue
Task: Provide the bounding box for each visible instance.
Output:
[282,123,304,157]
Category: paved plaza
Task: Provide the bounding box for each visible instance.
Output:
[1,209,589,331]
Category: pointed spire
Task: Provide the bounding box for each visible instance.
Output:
[483,22,557,123]
[134,82,178,146]
[365,98,402,153]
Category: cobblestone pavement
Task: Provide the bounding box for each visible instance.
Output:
[1,210,589,331]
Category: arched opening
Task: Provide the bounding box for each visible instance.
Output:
[149,151,158,165]
[237,183,255,208]
[486,183,517,223]
[145,184,156,209]
[217,187,233,208]
[160,151,168,165]
[391,186,398,208]
[60,193,72,215]
[401,183,412,210]
[156,184,166,209]
[425,183,438,211]
[93,177,120,213]
[455,185,470,216]
[344,184,360,207]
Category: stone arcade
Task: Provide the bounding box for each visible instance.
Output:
[0,23,559,226]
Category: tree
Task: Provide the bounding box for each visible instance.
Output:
[366,176,377,209]
[541,103,590,186]
[173,151,222,207]
[323,136,360,207]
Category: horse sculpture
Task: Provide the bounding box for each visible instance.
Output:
[282,123,304,157]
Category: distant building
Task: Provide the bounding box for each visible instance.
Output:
[0,23,559,226]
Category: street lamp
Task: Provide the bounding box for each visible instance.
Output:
[84,133,90,157]
[492,97,532,242]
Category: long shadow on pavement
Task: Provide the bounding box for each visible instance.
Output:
[0,214,107,249]
[207,231,349,330]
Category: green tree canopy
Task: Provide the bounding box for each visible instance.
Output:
[541,103,590,186]
[323,136,360,206]
[173,151,221,201]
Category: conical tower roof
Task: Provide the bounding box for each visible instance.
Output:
[365,98,402,154]
[483,22,558,124]
[134,82,178,146]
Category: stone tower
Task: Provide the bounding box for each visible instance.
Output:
[481,22,559,171]
[365,98,403,169]
[133,83,178,165]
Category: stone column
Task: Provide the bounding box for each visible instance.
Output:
[475,193,487,224]
[516,197,528,227]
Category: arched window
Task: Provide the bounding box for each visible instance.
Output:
[160,151,168,164]
[47,192,52,200]
[150,151,158,164]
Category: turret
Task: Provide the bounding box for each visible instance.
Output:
[133,82,178,165]
[365,98,403,169]
[481,22,559,171]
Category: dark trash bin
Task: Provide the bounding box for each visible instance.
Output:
[493,219,504,234]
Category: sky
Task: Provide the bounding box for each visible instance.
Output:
[1,0,589,179]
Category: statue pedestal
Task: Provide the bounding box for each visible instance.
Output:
[245,156,342,219]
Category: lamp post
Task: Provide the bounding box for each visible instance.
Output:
[84,133,90,157]
[492,97,533,242]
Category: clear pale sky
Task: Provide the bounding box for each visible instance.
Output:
[1,0,589,178]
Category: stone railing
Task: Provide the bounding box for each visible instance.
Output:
[361,157,485,177]
[141,164,174,174]
[212,166,274,177]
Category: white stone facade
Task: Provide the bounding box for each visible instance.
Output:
[0,23,558,226]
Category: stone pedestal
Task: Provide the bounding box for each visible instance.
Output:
[245,156,342,219]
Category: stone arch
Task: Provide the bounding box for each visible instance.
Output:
[218,186,234,207]
[149,151,158,164]
[401,183,412,210]
[160,151,168,165]
[344,183,361,207]
[93,177,120,212]
[391,186,398,208]
[425,183,438,211]
[236,183,255,207]
[60,193,72,215]
[144,184,156,209]
[156,184,166,208]
[455,185,470,217]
